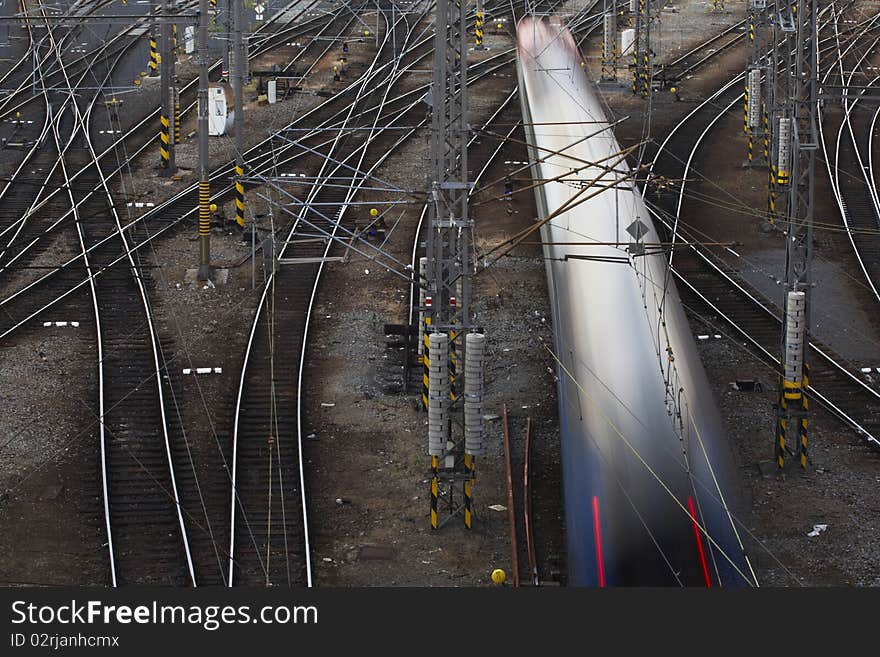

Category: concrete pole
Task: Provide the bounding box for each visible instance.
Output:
[197,0,212,280]
[233,0,245,229]
[160,0,174,174]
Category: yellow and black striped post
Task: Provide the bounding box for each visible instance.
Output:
[210,0,216,13]
[773,159,787,227]
[430,455,439,529]
[174,93,181,144]
[776,391,788,469]
[768,167,777,225]
[799,365,810,469]
[422,298,432,410]
[149,34,159,75]
[463,454,475,529]
[234,164,245,228]
[159,113,171,168]
[632,46,638,95]
[173,23,178,54]
[778,377,802,469]
[475,12,484,49]
[198,180,211,273]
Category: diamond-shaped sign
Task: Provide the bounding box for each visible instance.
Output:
[626,219,649,241]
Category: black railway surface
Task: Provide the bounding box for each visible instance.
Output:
[74,148,192,585]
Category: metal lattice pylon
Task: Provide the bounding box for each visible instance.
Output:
[745,0,771,166]
[774,0,817,471]
[602,0,617,81]
[425,0,481,529]
[631,0,651,97]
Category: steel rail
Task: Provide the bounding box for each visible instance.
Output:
[647,8,880,448]
[43,1,198,585]
[227,3,408,587]
[0,4,518,336]
[819,6,880,304]
[22,0,199,585]
[0,0,357,257]
[0,12,146,269]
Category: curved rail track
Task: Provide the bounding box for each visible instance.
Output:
[645,3,880,449]
[12,0,871,589]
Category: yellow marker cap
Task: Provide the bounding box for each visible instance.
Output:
[370,208,378,217]
[209,203,218,213]
[491,569,506,585]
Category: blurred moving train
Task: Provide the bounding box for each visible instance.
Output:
[515,16,757,586]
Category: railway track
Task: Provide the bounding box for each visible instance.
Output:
[645,4,880,449]
[3,0,782,588]
[0,0,527,340]
[0,2,389,322]
[654,10,749,88]
[0,7,149,278]
[820,6,880,303]
[225,0,552,585]
[41,4,200,585]
[0,0,361,280]
[225,0,449,587]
